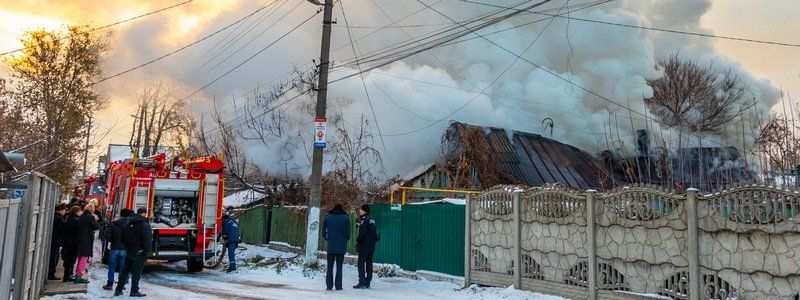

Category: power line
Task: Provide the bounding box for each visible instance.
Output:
[328,0,553,84]
[91,4,274,86]
[461,0,800,48]
[199,0,277,60]
[340,0,386,149]
[176,10,321,103]
[203,0,303,73]
[0,0,195,56]
[366,0,557,137]
[430,0,730,147]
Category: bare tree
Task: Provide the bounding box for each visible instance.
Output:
[1,26,107,185]
[646,54,750,133]
[751,117,800,176]
[129,81,191,157]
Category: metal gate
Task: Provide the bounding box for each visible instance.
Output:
[0,172,60,299]
[372,204,465,276]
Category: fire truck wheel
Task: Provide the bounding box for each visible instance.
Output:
[187,257,204,273]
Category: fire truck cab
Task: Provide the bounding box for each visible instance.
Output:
[100,152,224,272]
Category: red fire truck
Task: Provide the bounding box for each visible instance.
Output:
[99,151,225,272]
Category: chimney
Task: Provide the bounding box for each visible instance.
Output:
[636,129,650,156]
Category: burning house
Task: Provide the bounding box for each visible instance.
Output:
[602,130,755,192]
[404,122,755,195]
[404,122,616,192]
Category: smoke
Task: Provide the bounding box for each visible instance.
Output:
[1,0,781,179]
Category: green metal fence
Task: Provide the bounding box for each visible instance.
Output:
[236,205,270,244]
[237,204,465,276]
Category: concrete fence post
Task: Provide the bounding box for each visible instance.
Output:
[464,193,472,288]
[586,190,598,300]
[687,188,701,300]
[512,191,522,289]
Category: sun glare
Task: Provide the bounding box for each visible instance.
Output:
[0,9,64,53]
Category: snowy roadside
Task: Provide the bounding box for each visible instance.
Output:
[42,243,564,300]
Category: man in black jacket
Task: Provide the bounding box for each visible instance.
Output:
[354,204,378,289]
[114,208,152,297]
[48,203,68,280]
[103,209,131,290]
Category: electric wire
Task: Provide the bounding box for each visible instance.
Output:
[461,0,800,48]
[91,4,274,86]
[0,0,195,56]
[340,0,387,149]
[199,0,294,71]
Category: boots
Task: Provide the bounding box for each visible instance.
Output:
[102,282,113,290]
[130,291,147,297]
[73,275,89,284]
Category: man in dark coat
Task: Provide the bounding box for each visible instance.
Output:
[48,203,68,280]
[323,204,350,291]
[115,207,153,297]
[74,205,101,283]
[103,209,131,290]
[354,204,378,289]
[61,206,82,282]
[221,214,241,273]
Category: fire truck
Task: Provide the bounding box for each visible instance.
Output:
[99,151,225,272]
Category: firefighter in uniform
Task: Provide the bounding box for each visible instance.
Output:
[221,214,240,273]
[354,204,378,289]
[115,207,152,297]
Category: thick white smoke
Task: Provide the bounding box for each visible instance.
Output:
[89,0,780,179]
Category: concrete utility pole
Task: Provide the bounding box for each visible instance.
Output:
[82,115,93,178]
[305,0,333,266]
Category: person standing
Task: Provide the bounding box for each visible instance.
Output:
[115,207,152,297]
[324,204,350,291]
[48,203,68,280]
[61,206,82,282]
[354,204,378,289]
[221,214,240,273]
[103,209,131,290]
[74,204,100,284]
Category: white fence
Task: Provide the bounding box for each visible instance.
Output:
[465,184,800,300]
[0,172,59,300]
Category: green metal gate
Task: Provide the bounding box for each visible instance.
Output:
[372,204,465,276]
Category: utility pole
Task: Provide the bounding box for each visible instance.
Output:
[82,115,93,178]
[305,0,333,266]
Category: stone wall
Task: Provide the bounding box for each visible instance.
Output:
[465,184,800,300]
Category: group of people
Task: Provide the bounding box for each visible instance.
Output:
[48,198,153,297]
[49,199,101,285]
[323,204,379,291]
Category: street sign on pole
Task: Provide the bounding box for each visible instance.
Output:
[314,117,327,148]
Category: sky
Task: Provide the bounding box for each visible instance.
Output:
[0,0,797,178]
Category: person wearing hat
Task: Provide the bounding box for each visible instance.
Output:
[323,203,350,291]
[115,207,152,297]
[353,204,378,289]
[48,203,68,280]
[221,213,240,273]
[103,209,132,290]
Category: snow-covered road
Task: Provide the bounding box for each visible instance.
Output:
[43,243,564,300]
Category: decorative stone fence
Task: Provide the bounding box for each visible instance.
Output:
[464,184,800,300]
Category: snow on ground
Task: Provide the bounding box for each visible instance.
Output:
[42,243,564,300]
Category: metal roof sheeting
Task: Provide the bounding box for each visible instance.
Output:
[451,122,611,189]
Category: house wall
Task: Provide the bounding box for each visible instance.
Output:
[466,185,800,299]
